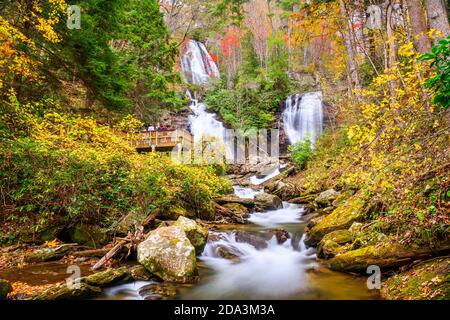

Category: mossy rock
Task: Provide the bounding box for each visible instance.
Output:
[173,216,208,255]
[288,194,317,204]
[315,189,340,208]
[28,283,102,300]
[82,267,132,287]
[317,230,353,259]
[24,245,73,263]
[222,203,249,217]
[305,197,365,246]
[328,242,450,273]
[0,279,12,300]
[161,206,190,221]
[381,258,449,300]
[130,265,154,281]
[68,225,106,248]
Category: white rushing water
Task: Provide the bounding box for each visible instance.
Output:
[233,186,263,199]
[248,202,305,227]
[181,40,220,85]
[282,91,324,146]
[249,167,281,185]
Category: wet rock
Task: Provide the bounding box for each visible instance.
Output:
[272,228,290,244]
[82,267,132,287]
[0,279,12,300]
[254,192,282,211]
[317,230,353,259]
[137,226,198,283]
[28,283,102,300]
[130,265,154,281]
[315,189,340,208]
[139,282,188,300]
[305,197,365,246]
[173,216,208,255]
[328,242,450,273]
[381,257,450,300]
[235,231,268,250]
[216,245,241,260]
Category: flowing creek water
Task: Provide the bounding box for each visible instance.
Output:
[97,184,378,300]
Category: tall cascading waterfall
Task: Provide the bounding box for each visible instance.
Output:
[181,40,234,160]
[282,91,324,146]
[181,40,220,85]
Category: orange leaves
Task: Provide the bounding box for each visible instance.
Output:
[221,26,241,59]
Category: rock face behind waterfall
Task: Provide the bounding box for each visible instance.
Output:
[137,226,198,283]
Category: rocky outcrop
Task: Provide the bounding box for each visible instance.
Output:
[235,231,268,250]
[137,226,198,283]
[0,279,12,300]
[173,216,208,255]
[305,197,365,246]
[254,192,282,211]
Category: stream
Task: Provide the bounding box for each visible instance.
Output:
[96,184,378,300]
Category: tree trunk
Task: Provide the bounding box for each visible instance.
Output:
[424,0,450,39]
[339,0,361,92]
[405,0,432,53]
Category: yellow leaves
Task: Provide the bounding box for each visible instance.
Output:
[44,239,60,248]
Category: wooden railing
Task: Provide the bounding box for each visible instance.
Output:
[124,129,193,150]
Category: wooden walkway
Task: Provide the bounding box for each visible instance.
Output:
[125,129,193,151]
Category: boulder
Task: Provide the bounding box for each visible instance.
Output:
[272,228,290,244]
[139,283,180,300]
[137,226,198,283]
[173,216,208,255]
[254,192,282,211]
[305,197,365,246]
[0,279,12,300]
[328,242,450,273]
[315,189,340,208]
[222,203,249,218]
[235,231,268,249]
[381,257,450,300]
[317,230,353,259]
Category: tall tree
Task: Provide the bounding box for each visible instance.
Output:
[424,0,450,39]
[405,0,432,53]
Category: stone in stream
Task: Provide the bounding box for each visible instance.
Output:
[137,226,198,283]
[272,228,291,244]
[254,192,282,211]
[0,279,12,300]
[317,230,353,259]
[235,231,268,250]
[173,216,209,255]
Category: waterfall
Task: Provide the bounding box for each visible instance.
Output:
[282,91,324,146]
[181,40,220,85]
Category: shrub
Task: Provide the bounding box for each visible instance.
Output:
[289,139,312,168]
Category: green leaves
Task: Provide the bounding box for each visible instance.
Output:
[419,36,450,109]
[288,139,313,168]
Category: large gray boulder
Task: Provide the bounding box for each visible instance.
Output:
[137,226,198,283]
[173,216,208,255]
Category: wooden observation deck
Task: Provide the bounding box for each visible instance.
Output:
[125,129,193,152]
